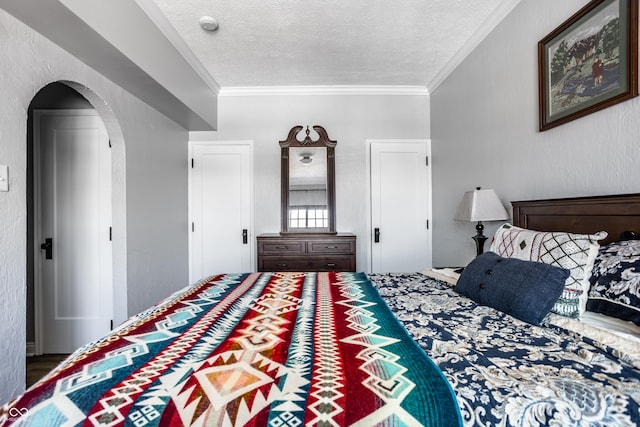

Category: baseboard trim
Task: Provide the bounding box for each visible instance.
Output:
[26,341,36,357]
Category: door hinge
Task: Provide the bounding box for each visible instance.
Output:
[192,222,195,232]
[110,320,113,330]
[426,219,430,229]
[191,158,194,168]
[426,156,429,166]
[108,139,112,148]
[109,226,112,241]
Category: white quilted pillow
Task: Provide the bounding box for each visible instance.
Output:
[489,224,607,318]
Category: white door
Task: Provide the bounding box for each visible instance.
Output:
[370,140,431,273]
[35,110,112,354]
[190,142,253,281]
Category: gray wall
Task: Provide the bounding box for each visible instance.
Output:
[431,0,640,267]
[0,10,189,402]
[191,91,430,271]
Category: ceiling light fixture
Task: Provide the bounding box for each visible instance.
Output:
[199,16,218,31]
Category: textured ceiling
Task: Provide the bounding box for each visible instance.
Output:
[153,0,512,89]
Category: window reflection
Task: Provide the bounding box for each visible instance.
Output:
[289,207,329,228]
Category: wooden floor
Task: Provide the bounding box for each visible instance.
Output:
[26,354,69,388]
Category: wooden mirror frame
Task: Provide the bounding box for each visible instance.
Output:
[280,125,336,234]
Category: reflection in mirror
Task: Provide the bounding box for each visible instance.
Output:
[280,125,336,234]
[288,147,328,229]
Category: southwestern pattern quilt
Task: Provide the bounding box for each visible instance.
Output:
[1,272,461,427]
[370,272,640,427]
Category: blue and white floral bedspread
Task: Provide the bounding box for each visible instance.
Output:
[369,273,640,427]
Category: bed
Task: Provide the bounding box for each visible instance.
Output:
[2,193,640,426]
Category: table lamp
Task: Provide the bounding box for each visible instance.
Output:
[454,187,509,256]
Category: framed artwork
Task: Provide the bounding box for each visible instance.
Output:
[538,0,638,131]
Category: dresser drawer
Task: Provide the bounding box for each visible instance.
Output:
[258,240,304,254]
[257,233,356,272]
[261,256,354,272]
[307,240,355,254]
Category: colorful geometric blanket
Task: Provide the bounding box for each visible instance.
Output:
[1,272,461,426]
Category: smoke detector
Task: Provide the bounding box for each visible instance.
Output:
[199,16,219,31]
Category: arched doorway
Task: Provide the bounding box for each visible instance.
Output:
[27,82,123,358]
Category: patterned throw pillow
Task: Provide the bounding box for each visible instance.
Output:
[588,240,640,326]
[489,224,607,318]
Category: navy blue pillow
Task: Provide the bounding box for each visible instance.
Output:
[455,252,570,325]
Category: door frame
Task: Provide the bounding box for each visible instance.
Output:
[365,139,432,273]
[188,140,255,281]
[32,109,113,355]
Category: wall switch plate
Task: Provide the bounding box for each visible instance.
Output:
[0,165,8,192]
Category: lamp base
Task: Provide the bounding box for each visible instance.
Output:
[472,221,487,257]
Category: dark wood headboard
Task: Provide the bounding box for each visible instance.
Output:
[512,193,640,245]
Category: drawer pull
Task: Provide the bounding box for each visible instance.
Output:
[325,246,338,249]
[275,246,289,249]
[326,263,337,267]
[276,264,289,268]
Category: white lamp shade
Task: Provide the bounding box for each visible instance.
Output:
[454,188,509,222]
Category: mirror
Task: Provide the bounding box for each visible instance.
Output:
[280,125,336,234]
[289,146,327,228]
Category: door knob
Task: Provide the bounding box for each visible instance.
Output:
[41,237,53,259]
[374,228,380,243]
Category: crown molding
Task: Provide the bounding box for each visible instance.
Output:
[428,0,521,93]
[218,85,429,97]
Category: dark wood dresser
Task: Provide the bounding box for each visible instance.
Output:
[257,233,356,272]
